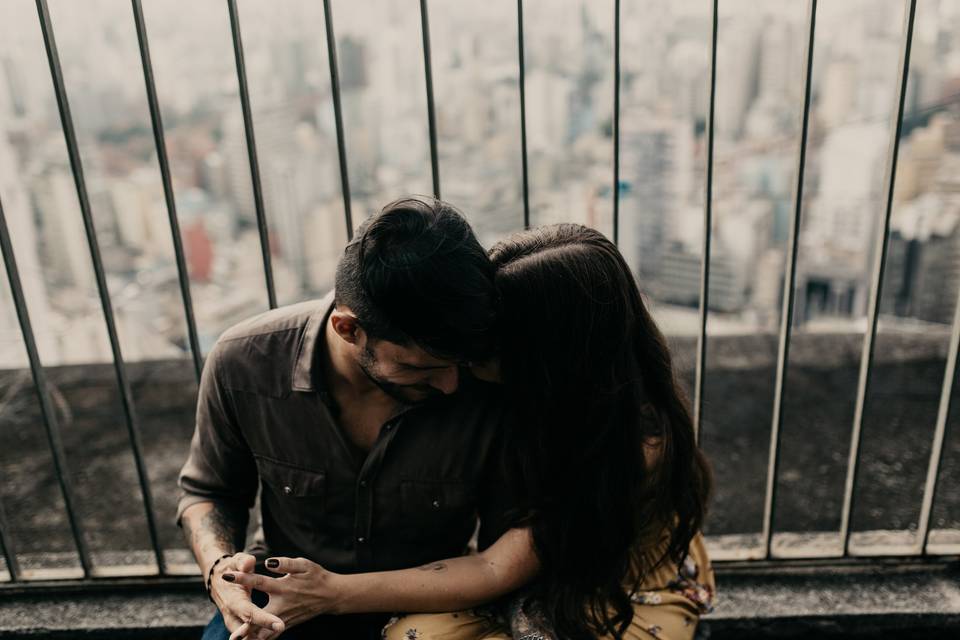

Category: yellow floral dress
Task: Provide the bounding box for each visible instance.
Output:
[382,532,715,640]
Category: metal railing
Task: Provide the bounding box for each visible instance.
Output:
[0,0,956,587]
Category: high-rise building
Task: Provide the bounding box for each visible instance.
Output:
[220,111,258,224]
[804,122,889,263]
[0,118,55,366]
[31,169,91,290]
[0,55,25,118]
[884,193,960,325]
[716,19,761,140]
[618,112,689,285]
[654,243,747,312]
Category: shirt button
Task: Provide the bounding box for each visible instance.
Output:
[384,424,393,431]
[432,500,440,508]
[283,485,293,495]
[360,480,368,488]
[356,536,366,544]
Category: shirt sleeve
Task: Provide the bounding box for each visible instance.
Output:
[477,417,524,551]
[176,339,258,527]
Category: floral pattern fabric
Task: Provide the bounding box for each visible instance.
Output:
[382,533,715,640]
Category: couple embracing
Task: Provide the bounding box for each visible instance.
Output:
[178,196,714,640]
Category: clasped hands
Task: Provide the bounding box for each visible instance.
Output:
[209,552,341,640]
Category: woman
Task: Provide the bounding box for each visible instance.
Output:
[228,224,713,640]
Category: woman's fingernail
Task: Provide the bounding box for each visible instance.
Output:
[272,622,283,632]
[266,558,279,569]
[222,573,235,582]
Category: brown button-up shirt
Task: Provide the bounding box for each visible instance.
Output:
[177,292,513,574]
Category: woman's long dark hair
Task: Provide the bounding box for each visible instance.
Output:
[490,224,712,640]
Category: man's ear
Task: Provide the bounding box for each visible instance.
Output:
[330,309,363,345]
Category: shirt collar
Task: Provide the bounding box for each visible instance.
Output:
[291,291,336,393]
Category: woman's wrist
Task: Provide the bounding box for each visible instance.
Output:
[316,569,353,615]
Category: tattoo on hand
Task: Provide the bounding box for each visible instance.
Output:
[416,562,447,572]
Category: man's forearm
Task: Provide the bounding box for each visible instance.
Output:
[180,501,248,576]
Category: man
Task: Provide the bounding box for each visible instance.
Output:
[178,197,513,639]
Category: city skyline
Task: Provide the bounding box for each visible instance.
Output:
[1,0,959,369]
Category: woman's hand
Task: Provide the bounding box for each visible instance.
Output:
[222,556,343,640]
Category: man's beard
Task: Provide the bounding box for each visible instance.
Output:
[357,347,442,405]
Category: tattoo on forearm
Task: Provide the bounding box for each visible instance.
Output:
[181,514,196,549]
[202,504,246,552]
[416,562,447,572]
[184,504,246,557]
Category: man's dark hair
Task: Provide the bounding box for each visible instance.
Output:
[334,196,497,362]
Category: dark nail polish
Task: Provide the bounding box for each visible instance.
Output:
[266,558,279,569]
[222,573,235,582]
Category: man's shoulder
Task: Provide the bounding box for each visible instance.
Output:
[207,295,331,395]
[218,297,329,345]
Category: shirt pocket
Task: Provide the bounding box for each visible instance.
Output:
[256,456,326,511]
[400,480,474,535]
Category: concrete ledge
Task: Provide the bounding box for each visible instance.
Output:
[0,586,210,639]
[701,562,960,638]
[1,563,958,639]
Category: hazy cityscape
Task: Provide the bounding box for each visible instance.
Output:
[0,0,957,369]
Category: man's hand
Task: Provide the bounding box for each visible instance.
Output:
[223,557,340,640]
[210,552,285,636]
[180,502,278,633]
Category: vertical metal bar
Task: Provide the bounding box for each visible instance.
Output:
[131,0,203,382]
[840,0,917,555]
[322,0,354,240]
[918,279,960,554]
[693,0,719,444]
[612,0,620,246]
[762,0,818,559]
[0,182,92,581]
[226,0,277,309]
[517,0,531,230]
[2,205,62,580]
[419,0,441,200]
[35,0,165,575]
[0,497,19,581]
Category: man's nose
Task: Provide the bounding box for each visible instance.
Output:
[432,366,459,395]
